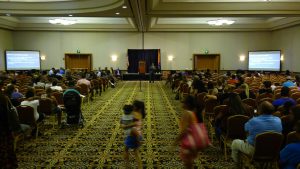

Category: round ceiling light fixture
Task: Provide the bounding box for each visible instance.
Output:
[207,19,235,26]
[49,18,76,25]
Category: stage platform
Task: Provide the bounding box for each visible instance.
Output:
[122,73,162,81]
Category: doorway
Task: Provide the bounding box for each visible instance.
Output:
[65,53,92,72]
[193,54,220,72]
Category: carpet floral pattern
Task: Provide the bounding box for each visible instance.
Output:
[16,81,234,168]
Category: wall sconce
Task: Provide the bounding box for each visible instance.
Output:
[281,55,284,61]
[239,55,245,62]
[168,55,174,61]
[111,55,117,62]
[41,55,46,61]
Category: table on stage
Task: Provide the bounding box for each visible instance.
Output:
[122,73,162,81]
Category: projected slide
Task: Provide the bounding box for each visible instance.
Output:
[248,51,281,71]
[5,51,41,70]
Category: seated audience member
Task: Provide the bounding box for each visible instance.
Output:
[48,68,55,76]
[280,121,300,169]
[215,93,251,139]
[5,85,24,106]
[227,74,238,85]
[282,105,300,136]
[59,67,65,75]
[273,86,296,108]
[283,76,296,88]
[231,101,282,168]
[50,79,63,92]
[218,85,234,104]
[239,84,256,100]
[207,81,218,96]
[235,76,244,88]
[20,88,44,122]
[77,73,91,91]
[216,79,224,93]
[192,77,207,94]
[259,81,273,94]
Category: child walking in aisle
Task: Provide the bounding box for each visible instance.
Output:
[120,104,142,169]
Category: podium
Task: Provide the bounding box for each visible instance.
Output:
[138,61,146,74]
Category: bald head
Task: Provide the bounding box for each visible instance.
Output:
[258,101,275,115]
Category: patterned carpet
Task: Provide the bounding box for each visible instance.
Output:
[16,81,234,169]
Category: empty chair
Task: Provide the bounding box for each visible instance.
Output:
[221,115,249,160]
[241,132,283,169]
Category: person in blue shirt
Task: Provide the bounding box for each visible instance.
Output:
[231,101,282,168]
[283,76,296,88]
[273,86,296,108]
[280,120,300,169]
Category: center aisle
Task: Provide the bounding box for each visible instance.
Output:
[17,81,233,168]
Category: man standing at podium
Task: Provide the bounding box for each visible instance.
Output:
[149,63,156,83]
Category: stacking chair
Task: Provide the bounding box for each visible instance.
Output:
[204,98,219,142]
[98,78,103,95]
[91,79,100,96]
[16,105,41,139]
[291,92,300,101]
[242,98,257,110]
[241,132,283,169]
[258,97,274,105]
[52,92,64,106]
[179,83,190,101]
[38,98,56,128]
[256,93,273,104]
[220,115,249,160]
[286,131,300,144]
[78,83,90,104]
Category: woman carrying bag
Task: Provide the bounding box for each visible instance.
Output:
[174,95,211,169]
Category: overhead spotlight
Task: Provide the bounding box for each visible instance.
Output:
[68,14,73,17]
[115,12,120,15]
[122,6,127,9]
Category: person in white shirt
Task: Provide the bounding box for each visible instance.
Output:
[50,79,63,92]
[20,88,44,122]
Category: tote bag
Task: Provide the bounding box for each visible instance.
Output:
[181,112,211,150]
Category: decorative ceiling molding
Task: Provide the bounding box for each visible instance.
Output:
[0,0,125,15]
[0,0,300,32]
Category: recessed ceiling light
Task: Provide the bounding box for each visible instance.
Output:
[122,6,127,9]
[115,12,120,15]
[68,14,73,17]
[6,13,11,16]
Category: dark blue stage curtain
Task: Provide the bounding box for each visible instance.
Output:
[127,49,160,73]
